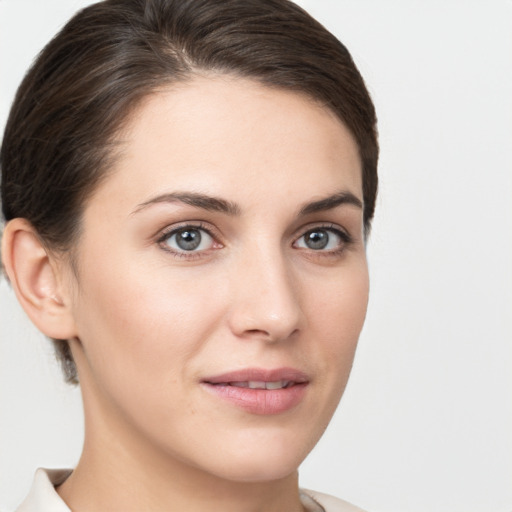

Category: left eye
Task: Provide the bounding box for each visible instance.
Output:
[294,228,344,251]
[161,227,215,252]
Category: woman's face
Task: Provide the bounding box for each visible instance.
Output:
[66,76,369,482]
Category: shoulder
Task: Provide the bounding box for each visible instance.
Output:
[300,488,367,512]
[14,468,71,512]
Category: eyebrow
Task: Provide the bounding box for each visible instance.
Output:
[299,191,363,215]
[132,191,241,216]
[132,189,362,217]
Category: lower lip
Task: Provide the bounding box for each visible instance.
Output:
[202,383,308,415]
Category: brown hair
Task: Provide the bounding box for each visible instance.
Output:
[1,0,378,384]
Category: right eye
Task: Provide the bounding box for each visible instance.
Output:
[158,224,219,255]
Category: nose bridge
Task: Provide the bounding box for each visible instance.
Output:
[228,239,302,341]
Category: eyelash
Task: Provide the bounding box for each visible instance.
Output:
[156,222,221,260]
[293,224,354,258]
[155,222,353,260]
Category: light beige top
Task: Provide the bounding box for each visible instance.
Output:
[14,468,366,512]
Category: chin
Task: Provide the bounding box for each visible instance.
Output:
[196,430,314,483]
[212,457,301,484]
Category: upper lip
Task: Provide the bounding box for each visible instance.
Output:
[202,367,309,384]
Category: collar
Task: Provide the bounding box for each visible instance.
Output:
[15,468,71,512]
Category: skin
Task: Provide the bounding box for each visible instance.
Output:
[4,76,369,512]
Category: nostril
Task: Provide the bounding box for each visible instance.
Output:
[244,328,272,340]
[247,329,267,335]
[242,327,299,344]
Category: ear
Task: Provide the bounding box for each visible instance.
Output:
[2,218,78,340]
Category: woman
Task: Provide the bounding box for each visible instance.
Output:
[1,0,378,511]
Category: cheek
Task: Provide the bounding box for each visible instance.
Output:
[308,258,369,337]
[71,252,225,392]
[305,259,369,383]
[70,259,229,452]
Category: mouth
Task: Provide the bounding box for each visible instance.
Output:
[213,380,298,390]
[201,368,309,415]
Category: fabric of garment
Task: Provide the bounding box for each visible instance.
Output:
[14,468,367,512]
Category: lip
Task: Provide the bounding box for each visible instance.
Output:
[201,367,309,415]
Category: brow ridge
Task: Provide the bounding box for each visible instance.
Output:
[299,191,363,216]
[133,191,241,215]
[133,190,361,217]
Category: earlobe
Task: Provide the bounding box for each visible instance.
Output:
[1,218,78,340]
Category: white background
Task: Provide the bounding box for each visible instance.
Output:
[1,1,511,511]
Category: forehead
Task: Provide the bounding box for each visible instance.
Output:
[87,76,362,215]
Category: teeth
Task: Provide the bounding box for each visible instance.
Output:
[248,381,266,389]
[265,380,286,390]
[228,380,291,390]
[231,381,249,388]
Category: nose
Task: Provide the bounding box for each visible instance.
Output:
[227,246,302,343]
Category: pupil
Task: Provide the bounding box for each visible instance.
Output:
[176,229,201,250]
[306,230,328,250]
